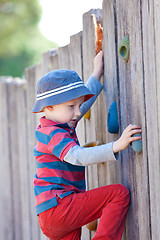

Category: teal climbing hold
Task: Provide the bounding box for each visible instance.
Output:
[107,101,119,134]
[131,133,142,153]
[118,36,130,62]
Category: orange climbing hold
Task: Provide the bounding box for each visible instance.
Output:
[95,23,103,55]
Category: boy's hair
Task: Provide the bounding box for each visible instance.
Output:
[32,69,94,113]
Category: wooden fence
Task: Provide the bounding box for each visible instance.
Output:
[1,1,160,239]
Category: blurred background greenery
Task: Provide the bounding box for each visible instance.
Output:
[0,0,58,77]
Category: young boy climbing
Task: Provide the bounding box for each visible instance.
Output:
[32,51,141,240]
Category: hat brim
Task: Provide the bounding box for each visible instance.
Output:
[32,86,94,113]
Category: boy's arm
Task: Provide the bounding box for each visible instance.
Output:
[78,76,103,120]
[64,124,142,166]
[78,50,104,120]
[64,143,118,166]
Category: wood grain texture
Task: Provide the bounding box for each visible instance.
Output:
[1,2,160,239]
[141,0,160,238]
[109,0,150,239]
[0,78,13,240]
[25,66,41,240]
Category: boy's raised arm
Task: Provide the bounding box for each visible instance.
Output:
[79,51,104,120]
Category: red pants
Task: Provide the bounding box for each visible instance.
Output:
[38,184,130,240]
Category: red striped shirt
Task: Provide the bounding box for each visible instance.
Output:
[33,117,86,215]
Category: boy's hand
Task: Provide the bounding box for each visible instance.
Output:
[92,50,104,80]
[113,124,142,153]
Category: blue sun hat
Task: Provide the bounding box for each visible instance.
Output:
[32,69,94,113]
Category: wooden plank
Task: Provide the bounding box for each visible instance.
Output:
[153,1,160,236]
[25,65,41,240]
[82,9,103,239]
[114,0,150,239]
[49,50,59,70]
[0,77,13,240]
[42,50,59,74]
[42,50,51,75]
[33,62,44,127]
[7,79,23,240]
[58,45,70,69]
[16,78,31,240]
[142,0,160,238]
[102,0,119,187]
[115,1,142,239]
[69,32,83,76]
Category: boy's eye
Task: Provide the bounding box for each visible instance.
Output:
[68,105,74,107]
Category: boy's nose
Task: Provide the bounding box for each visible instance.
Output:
[75,108,81,117]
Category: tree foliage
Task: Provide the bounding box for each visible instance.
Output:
[0,0,58,77]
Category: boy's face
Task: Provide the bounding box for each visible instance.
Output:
[45,96,85,128]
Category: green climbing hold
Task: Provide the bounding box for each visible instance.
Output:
[118,36,130,62]
[131,133,142,153]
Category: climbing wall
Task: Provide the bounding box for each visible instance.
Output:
[1,2,160,240]
[102,0,160,239]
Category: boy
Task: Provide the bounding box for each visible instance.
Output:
[32,51,141,240]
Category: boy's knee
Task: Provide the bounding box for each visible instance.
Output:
[119,184,129,193]
[115,184,130,202]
